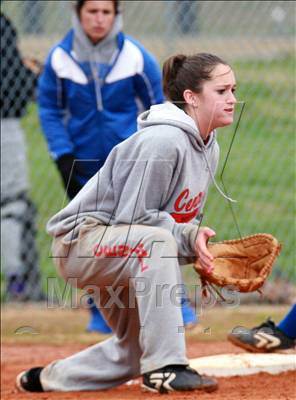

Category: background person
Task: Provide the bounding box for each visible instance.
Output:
[16,52,237,394]
[38,0,163,199]
[228,303,296,352]
[38,0,197,332]
[1,12,43,302]
[23,0,44,34]
[176,0,199,35]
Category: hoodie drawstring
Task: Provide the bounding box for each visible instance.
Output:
[202,148,237,203]
[89,53,103,111]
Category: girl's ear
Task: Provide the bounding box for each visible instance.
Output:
[183,89,198,107]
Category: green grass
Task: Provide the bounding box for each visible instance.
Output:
[1,304,290,345]
[20,56,295,292]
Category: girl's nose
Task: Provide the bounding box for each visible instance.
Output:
[227,92,237,104]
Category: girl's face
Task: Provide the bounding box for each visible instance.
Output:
[80,1,116,44]
[192,63,237,138]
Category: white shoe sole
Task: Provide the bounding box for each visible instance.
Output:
[15,371,27,392]
[141,383,160,393]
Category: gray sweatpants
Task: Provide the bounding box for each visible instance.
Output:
[1,118,28,277]
[1,118,43,300]
[41,217,189,391]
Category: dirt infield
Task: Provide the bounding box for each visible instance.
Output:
[2,341,295,400]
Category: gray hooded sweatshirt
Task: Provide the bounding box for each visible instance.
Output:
[72,11,123,65]
[72,11,123,111]
[47,102,219,257]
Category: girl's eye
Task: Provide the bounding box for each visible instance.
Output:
[217,89,225,94]
[232,88,236,93]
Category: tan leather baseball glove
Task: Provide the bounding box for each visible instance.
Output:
[194,233,282,293]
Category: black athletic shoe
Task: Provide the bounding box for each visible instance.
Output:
[142,364,218,394]
[16,367,44,392]
[228,318,296,353]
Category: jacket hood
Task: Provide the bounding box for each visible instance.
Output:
[137,102,216,152]
[138,102,236,203]
[72,11,123,63]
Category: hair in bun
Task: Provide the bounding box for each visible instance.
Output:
[162,53,229,109]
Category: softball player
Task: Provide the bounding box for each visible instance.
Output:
[228,304,296,352]
[17,52,237,393]
[1,12,43,301]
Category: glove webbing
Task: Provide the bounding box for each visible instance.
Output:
[200,277,264,301]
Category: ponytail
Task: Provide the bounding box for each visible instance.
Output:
[162,53,229,109]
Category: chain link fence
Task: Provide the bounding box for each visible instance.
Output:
[1,1,295,303]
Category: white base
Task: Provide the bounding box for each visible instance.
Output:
[190,353,296,377]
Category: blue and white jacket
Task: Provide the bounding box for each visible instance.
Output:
[38,13,163,183]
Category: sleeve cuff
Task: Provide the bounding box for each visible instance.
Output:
[182,224,199,256]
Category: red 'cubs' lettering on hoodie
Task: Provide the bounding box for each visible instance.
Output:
[171,189,204,223]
